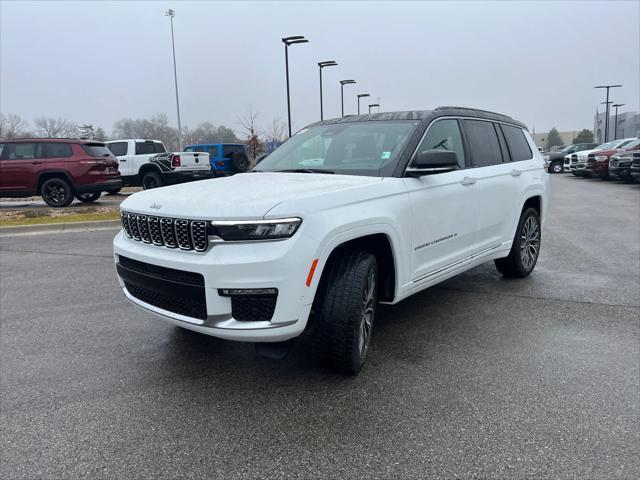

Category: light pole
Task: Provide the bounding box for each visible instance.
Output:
[165,9,182,151]
[318,61,337,121]
[282,35,309,137]
[612,103,625,140]
[595,84,622,142]
[600,101,612,142]
[368,103,380,114]
[357,94,370,115]
[340,80,356,117]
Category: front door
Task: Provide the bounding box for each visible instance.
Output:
[405,119,479,281]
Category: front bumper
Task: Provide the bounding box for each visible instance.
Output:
[609,166,632,180]
[113,229,320,342]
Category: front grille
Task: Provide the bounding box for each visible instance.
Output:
[121,211,209,252]
[119,255,204,286]
[124,281,207,320]
[231,295,277,322]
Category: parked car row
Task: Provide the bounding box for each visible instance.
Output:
[0,137,251,207]
[564,138,640,181]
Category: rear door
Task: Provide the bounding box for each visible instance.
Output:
[405,118,479,281]
[0,142,44,192]
[107,141,131,176]
[461,119,534,252]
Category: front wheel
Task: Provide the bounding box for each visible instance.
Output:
[76,192,101,203]
[551,162,563,174]
[495,207,541,278]
[313,250,377,375]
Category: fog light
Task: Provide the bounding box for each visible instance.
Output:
[219,288,277,296]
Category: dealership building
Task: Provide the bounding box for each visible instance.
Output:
[593,111,640,143]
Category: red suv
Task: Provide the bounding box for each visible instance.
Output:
[0,139,121,207]
[586,138,639,179]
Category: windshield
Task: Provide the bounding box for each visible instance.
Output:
[560,145,575,153]
[256,121,419,176]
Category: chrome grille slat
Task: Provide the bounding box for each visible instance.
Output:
[120,211,208,252]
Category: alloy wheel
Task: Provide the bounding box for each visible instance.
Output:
[520,215,540,270]
[358,268,376,356]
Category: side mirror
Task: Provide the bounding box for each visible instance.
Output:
[255,154,268,164]
[407,149,459,175]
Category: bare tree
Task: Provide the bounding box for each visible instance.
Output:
[94,127,107,141]
[239,107,264,161]
[79,124,96,139]
[0,113,31,139]
[34,117,79,138]
[182,122,240,145]
[112,113,178,150]
[265,117,287,144]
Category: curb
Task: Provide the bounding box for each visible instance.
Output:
[0,220,121,236]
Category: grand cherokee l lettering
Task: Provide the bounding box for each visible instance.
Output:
[113,107,549,374]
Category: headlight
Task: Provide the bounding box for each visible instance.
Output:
[211,218,302,241]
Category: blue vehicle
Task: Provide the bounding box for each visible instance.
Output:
[184,143,249,175]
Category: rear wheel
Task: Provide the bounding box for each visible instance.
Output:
[76,192,101,203]
[142,171,163,190]
[495,207,541,278]
[230,151,250,173]
[313,250,377,375]
[41,177,74,207]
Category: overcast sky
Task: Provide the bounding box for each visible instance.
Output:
[1,0,638,135]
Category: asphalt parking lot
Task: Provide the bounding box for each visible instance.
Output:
[1,175,638,479]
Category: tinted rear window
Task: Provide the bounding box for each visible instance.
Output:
[4,143,38,160]
[500,125,532,161]
[82,144,114,157]
[135,142,166,155]
[107,142,128,156]
[45,143,73,158]
[462,120,503,167]
[222,145,245,157]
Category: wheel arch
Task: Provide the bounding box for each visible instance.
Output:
[138,163,163,179]
[36,170,75,195]
[313,231,398,304]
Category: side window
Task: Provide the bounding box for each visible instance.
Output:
[135,142,157,155]
[45,143,73,158]
[462,120,502,167]
[208,146,220,158]
[154,143,166,153]
[415,119,466,168]
[5,143,38,160]
[108,142,128,157]
[0,143,4,159]
[501,125,533,161]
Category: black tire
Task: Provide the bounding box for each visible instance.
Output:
[142,171,164,190]
[312,250,378,375]
[550,162,563,174]
[230,151,250,173]
[76,192,101,203]
[106,187,122,195]
[41,177,74,207]
[495,207,541,278]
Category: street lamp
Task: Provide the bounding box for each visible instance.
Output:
[282,35,309,137]
[318,61,337,121]
[368,103,380,114]
[595,84,622,141]
[612,103,625,140]
[339,80,356,117]
[357,94,370,115]
[165,9,182,150]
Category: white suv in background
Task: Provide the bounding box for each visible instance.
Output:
[113,107,549,374]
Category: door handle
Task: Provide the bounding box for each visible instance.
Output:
[119,159,127,162]
[511,169,522,177]
[31,161,43,165]
[460,176,476,186]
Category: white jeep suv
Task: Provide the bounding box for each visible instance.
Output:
[113,107,548,374]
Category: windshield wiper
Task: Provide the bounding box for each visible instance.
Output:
[276,168,335,174]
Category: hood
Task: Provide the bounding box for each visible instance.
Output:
[120,172,383,219]
[577,148,603,160]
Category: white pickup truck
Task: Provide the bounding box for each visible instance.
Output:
[105,139,212,192]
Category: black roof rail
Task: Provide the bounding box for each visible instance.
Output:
[435,106,517,120]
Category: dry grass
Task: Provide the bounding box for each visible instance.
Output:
[0,210,120,227]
